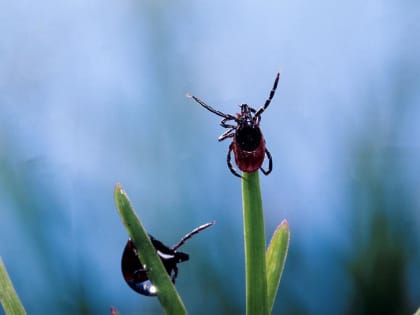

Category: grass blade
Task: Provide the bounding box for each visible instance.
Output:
[114,184,187,315]
[242,172,268,315]
[0,257,27,315]
[266,220,290,313]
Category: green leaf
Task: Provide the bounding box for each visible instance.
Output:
[0,257,27,315]
[114,184,187,315]
[266,220,290,313]
[242,172,268,315]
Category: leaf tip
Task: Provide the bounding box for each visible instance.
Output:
[114,183,127,199]
[110,306,120,315]
[114,182,122,192]
[280,219,289,228]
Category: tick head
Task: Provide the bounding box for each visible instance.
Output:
[174,251,189,263]
[237,104,255,127]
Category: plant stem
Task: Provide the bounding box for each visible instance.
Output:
[242,172,268,315]
[0,257,27,315]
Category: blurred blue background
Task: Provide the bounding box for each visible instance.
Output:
[1,0,419,314]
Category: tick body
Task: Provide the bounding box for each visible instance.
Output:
[188,72,279,178]
[121,221,215,296]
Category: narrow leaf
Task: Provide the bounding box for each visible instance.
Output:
[114,184,187,315]
[266,220,290,313]
[242,172,268,315]
[0,257,27,315]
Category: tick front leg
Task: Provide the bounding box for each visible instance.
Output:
[227,143,242,178]
[255,72,280,119]
[220,117,237,129]
[187,94,236,120]
[260,147,273,175]
[218,128,235,142]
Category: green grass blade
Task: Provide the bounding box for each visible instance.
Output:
[0,257,27,315]
[114,184,187,315]
[242,172,268,315]
[266,220,290,313]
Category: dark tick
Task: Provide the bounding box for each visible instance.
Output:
[187,72,280,178]
[121,221,215,296]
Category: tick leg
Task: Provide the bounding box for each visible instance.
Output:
[172,221,215,251]
[218,129,235,142]
[187,94,236,120]
[255,72,280,119]
[220,117,237,129]
[260,148,273,175]
[227,143,242,178]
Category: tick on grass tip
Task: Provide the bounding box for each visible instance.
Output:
[187,72,280,178]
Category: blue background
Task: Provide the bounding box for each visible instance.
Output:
[0,0,419,314]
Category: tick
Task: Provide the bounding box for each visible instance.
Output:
[121,221,215,296]
[187,72,280,178]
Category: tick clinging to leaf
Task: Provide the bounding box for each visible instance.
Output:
[187,72,280,178]
[121,221,215,296]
